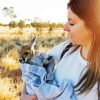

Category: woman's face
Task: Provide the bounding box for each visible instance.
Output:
[64,8,93,46]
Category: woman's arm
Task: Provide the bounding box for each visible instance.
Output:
[22,66,77,100]
[20,83,38,100]
[21,53,77,100]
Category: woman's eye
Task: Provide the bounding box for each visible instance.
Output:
[69,23,74,26]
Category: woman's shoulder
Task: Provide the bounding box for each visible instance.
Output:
[55,39,71,47]
[49,39,71,52]
[46,39,71,61]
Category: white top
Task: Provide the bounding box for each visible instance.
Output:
[46,40,98,100]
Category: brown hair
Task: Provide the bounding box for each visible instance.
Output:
[68,0,100,96]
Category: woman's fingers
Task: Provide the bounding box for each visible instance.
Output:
[31,95,38,100]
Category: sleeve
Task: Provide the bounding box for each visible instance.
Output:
[29,79,77,100]
[46,39,71,61]
[21,83,27,94]
[21,63,77,100]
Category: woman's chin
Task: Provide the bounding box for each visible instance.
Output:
[70,40,79,46]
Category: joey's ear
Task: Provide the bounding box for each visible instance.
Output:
[15,41,24,48]
[30,37,36,50]
[30,37,36,46]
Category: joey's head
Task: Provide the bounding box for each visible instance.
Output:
[19,45,34,63]
[15,37,37,63]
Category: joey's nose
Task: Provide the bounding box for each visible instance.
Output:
[19,58,24,63]
[19,59,22,62]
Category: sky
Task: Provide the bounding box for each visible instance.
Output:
[0,0,69,24]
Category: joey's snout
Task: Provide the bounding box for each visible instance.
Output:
[19,57,24,63]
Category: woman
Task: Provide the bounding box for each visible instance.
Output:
[21,0,100,99]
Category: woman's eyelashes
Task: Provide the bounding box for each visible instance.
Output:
[69,22,75,26]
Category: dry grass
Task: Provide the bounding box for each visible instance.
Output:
[0,77,22,100]
[1,49,20,70]
[0,26,68,99]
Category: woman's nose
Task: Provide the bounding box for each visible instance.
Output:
[63,23,70,32]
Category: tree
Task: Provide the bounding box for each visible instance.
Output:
[2,7,17,20]
[18,20,25,28]
[9,21,18,28]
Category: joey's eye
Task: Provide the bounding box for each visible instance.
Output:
[24,52,28,55]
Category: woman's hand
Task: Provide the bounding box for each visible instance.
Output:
[20,83,38,100]
[20,93,38,100]
[31,95,38,100]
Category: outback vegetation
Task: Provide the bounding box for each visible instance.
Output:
[0,21,68,100]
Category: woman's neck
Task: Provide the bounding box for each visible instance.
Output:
[80,41,92,61]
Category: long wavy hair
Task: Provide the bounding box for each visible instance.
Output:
[68,0,100,96]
